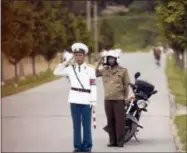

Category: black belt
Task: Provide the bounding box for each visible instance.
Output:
[71,87,91,93]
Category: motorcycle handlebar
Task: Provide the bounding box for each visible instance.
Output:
[151,90,158,94]
[128,83,136,89]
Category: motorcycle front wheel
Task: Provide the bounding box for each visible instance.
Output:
[123,121,138,143]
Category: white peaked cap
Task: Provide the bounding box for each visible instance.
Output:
[71,42,89,54]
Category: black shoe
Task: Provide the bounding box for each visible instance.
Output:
[82,150,91,153]
[117,144,124,147]
[72,150,81,152]
[107,144,118,147]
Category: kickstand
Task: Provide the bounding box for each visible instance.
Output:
[134,134,140,142]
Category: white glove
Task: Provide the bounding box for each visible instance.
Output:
[64,56,74,66]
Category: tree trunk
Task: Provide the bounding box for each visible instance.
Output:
[47,61,51,70]
[19,60,24,77]
[60,52,63,63]
[14,63,18,79]
[174,51,184,69]
[88,54,92,63]
[184,49,187,71]
[180,52,184,69]
[31,56,36,76]
[2,63,4,82]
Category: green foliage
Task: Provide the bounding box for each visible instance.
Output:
[165,55,187,106]
[99,19,115,50]
[101,13,161,51]
[174,115,187,152]
[2,1,34,65]
[74,16,94,52]
[155,0,187,51]
[128,0,156,13]
[2,0,94,78]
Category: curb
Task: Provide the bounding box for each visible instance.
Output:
[170,116,185,153]
[168,89,185,152]
[168,89,177,118]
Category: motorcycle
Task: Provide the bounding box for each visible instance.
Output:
[122,72,158,143]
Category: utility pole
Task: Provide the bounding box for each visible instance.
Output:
[184,4,187,71]
[86,0,91,31]
[93,1,98,53]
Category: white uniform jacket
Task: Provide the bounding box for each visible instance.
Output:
[53,62,97,105]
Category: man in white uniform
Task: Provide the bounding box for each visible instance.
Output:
[53,42,97,153]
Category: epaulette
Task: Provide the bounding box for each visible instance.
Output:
[87,64,96,69]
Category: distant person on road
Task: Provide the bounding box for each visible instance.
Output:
[96,50,130,147]
[153,47,161,63]
[53,42,97,153]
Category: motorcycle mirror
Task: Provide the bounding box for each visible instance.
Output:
[134,72,141,80]
[152,90,158,94]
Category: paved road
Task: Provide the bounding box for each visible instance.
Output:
[2,52,177,152]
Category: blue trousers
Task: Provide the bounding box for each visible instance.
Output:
[70,103,92,152]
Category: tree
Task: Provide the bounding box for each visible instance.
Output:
[74,16,92,46]
[40,21,67,70]
[2,1,34,78]
[40,2,67,70]
[73,15,94,62]
[28,0,49,76]
[99,19,115,50]
[155,0,187,68]
[129,0,156,13]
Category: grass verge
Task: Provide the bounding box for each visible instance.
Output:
[165,55,187,106]
[165,54,187,152]
[2,69,61,98]
[174,115,187,152]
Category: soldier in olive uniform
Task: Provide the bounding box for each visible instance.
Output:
[96,50,130,147]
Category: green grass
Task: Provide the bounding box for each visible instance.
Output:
[2,69,61,98]
[174,115,187,152]
[165,55,187,152]
[165,55,187,106]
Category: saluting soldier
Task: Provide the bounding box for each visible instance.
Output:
[53,42,97,153]
[96,50,130,147]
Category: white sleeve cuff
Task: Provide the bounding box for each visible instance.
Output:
[90,101,97,105]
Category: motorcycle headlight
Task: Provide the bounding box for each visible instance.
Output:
[137,100,147,109]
